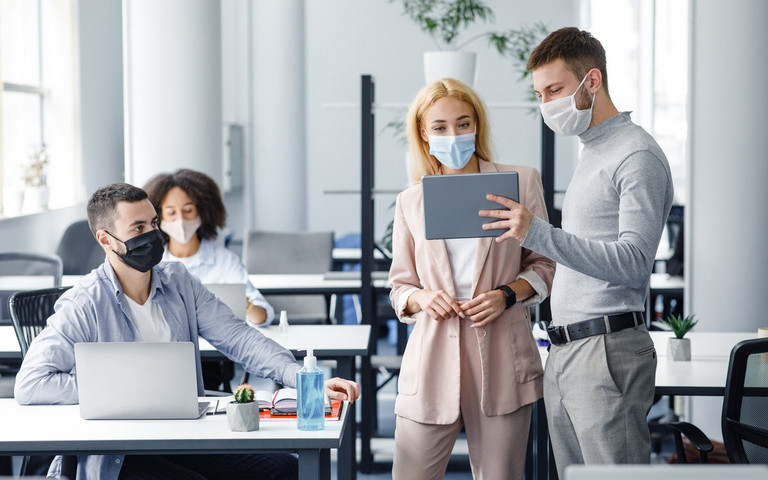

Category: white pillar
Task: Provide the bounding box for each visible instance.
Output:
[687,0,768,331]
[78,0,124,195]
[249,0,306,230]
[687,0,768,442]
[123,0,223,187]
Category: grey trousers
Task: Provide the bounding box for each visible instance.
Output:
[544,324,657,478]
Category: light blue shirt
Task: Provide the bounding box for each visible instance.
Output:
[14,259,300,480]
[163,238,275,326]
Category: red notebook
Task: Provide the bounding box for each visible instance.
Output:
[259,400,343,420]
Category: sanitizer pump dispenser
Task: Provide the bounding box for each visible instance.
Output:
[296,348,325,431]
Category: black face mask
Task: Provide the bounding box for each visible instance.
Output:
[106,229,164,273]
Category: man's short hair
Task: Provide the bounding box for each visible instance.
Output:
[86,183,148,237]
[527,27,609,94]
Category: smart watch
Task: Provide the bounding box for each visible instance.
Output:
[495,285,517,309]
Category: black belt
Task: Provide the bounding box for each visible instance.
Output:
[547,312,644,346]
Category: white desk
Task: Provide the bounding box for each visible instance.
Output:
[248,273,390,294]
[538,331,758,396]
[651,331,757,396]
[0,399,350,480]
[0,324,369,480]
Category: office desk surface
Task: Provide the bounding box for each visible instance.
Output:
[1,324,371,360]
[0,399,349,480]
[198,324,371,357]
[539,331,758,396]
[248,274,389,294]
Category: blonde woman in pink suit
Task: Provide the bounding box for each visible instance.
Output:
[389,78,556,480]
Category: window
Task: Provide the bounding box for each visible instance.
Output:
[0,0,78,217]
[581,0,689,205]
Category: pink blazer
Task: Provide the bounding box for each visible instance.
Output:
[389,161,556,424]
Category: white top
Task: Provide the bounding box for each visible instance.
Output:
[163,239,275,326]
[444,237,476,302]
[122,297,173,342]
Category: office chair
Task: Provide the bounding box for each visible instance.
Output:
[8,286,77,478]
[663,337,768,463]
[56,219,104,275]
[242,230,335,324]
[0,252,62,326]
[9,286,72,358]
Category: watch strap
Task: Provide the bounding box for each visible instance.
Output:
[495,285,517,309]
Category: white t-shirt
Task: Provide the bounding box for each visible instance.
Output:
[123,296,174,342]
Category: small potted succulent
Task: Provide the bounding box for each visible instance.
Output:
[662,314,698,361]
[226,383,260,432]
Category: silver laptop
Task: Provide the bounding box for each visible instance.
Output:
[204,283,247,319]
[565,465,768,480]
[422,171,519,240]
[75,342,208,420]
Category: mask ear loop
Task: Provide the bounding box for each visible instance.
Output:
[103,230,127,257]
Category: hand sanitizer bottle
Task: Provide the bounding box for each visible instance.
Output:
[296,348,325,431]
[279,310,289,336]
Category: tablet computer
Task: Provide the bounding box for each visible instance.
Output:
[422,171,519,240]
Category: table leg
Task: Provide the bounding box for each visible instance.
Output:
[298,448,330,480]
[336,356,356,480]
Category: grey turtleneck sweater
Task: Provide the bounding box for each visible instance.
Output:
[522,112,674,326]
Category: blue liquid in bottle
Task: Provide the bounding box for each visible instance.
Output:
[297,349,325,431]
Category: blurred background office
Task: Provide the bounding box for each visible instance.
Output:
[1,0,767,448]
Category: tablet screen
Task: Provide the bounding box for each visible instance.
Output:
[422,171,519,240]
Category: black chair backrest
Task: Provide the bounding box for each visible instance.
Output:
[8,286,72,359]
[56,219,104,275]
[722,337,768,464]
[0,252,63,323]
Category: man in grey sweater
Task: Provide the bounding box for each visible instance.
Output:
[480,27,674,476]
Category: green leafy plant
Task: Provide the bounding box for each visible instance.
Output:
[233,383,255,403]
[397,0,494,49]
[661,314,698,339]
[391,0,547,66]
[23,144,48,187]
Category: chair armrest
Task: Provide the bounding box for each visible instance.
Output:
[666,421,714,463]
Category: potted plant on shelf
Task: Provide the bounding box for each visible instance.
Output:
[390,0,548,87]
[21,144,50,214]
[227,383,260,432]
[662,313,698,361]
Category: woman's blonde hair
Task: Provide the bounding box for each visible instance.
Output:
[405,78,494,184]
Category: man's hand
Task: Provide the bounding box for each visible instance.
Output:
[458,289,506,328]
[410,289,464,321]
[479,194,534,243]
[324,377,360,404]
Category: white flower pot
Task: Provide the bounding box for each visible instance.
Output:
[21,185,49,214]
[226,401,260,432]
[423,51,477,87]
[667,337,691,361]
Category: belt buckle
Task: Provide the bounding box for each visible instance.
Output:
[547,325,567,346]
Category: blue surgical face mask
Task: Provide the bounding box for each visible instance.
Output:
[428,132,476,170]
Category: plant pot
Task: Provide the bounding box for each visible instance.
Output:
[226,401,260,432]
[423,51,477,87]
[21,185,49,214]
[667,337,691,361]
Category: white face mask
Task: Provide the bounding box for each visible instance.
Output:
[161,217,201,244]
[539,74,595,136]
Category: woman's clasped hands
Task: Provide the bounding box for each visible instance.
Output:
[411,288,506,327]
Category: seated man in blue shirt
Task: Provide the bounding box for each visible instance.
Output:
[14,182,360,480]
